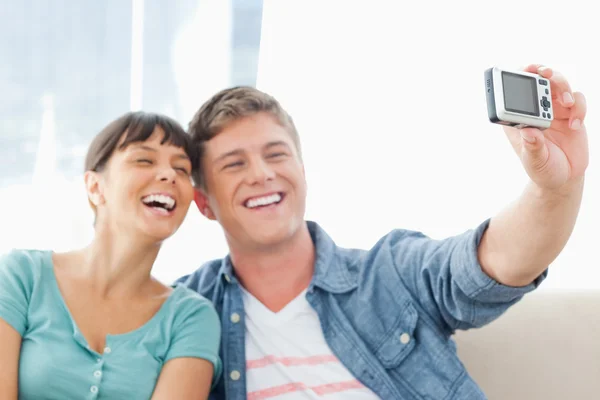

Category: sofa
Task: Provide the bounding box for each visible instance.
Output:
[453,290,600,399]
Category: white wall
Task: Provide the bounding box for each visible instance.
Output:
[2,0,598,290]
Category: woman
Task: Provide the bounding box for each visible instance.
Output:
[0,112,221,399]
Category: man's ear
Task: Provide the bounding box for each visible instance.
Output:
[84,170,105,207]
[194,189,216,220]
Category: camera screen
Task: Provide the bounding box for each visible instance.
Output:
[502,72,539,116]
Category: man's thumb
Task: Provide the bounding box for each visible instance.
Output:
[520,128,549,170]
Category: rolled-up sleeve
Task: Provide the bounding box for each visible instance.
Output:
[386,219,548,333]
[450,218,547,302]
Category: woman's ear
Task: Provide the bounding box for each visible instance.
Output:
[194,190,216,220]
[84,170,105,207]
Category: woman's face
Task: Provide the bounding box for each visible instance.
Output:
[87,127,195,243]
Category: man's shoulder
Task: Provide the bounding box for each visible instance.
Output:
[330,227,430,264]
[173,258,225,297]
[309,221,435,291]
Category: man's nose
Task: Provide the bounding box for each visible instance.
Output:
[246,159,275,185]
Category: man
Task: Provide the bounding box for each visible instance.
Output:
[176,64,588,399]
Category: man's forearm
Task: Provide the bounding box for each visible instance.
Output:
[478,177,585,287]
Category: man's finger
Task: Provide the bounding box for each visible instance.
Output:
[548,70,575,108]
[522,64,552,78]
[568,92,587,130]
[522,64,577,120]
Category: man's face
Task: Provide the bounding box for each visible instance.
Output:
[197,112,307,251]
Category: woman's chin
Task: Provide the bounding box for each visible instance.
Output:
[135,223,180,244]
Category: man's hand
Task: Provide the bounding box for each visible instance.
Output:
[478,64,588,287]
[503,64,588,190]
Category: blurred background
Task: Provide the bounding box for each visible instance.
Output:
[1,0,597,289]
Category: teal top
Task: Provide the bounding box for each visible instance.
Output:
[0,249,222,399]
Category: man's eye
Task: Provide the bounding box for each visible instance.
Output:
[175,167,190,175]
[268,152,286,158]
[137,159,153,164]
[224,161,244,169]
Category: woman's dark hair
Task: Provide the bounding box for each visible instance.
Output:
[85,111,199,175]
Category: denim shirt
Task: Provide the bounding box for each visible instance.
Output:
[176,220,547,399]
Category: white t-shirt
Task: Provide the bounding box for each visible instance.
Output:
[241,287,380,399]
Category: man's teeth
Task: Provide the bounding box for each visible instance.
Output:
[246,193,282,208]
[152,207,170,215]
[142,194,175,210]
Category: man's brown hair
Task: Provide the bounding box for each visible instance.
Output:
[187,86,301,188]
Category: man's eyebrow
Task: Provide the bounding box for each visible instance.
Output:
[264,140,291,150]
[213,141,291,163]
[214,149,244,163]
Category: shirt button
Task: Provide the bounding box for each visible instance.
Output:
[230,370,241,381]
[96,358,102,363]
[399,333,411,344]
[224,274,231,283]
[230,313,240,323]
[104,347,112,354]
[90,385,98,394]
[94,370,102,378]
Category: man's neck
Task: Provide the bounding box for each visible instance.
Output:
[229,223,315,313]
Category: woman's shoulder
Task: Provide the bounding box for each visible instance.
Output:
[153,285,221,356]
[160,284,220,325]
[0,248,51,281]
[168,284,218,313]
[0,249,53,335]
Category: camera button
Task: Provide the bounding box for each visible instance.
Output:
[539,79,548,85]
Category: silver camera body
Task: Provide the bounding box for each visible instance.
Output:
[485,67,553,129]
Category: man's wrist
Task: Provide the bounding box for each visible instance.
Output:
[529,175,585,202]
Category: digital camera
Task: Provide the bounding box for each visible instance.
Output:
[485,67,552,129]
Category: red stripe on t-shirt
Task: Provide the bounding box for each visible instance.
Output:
[247,379,365,399]
[312,379,365,395]
[246,354,340,369]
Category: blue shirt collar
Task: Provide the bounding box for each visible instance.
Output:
[215,220,357,293]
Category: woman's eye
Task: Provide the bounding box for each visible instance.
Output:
[176,167,190,175]
[137,159,153,164]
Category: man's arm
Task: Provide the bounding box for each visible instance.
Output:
[382,220,545,333]
[379,65,587,334]
[478,64,588,287]
[479,178,584,287]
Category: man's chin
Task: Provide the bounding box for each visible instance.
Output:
[252,232,291,247]
[246,224,299,249]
